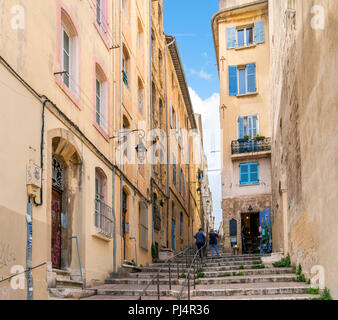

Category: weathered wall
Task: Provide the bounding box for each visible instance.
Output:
[269,0,338,298]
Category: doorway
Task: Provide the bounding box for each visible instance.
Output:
[241,212,260,254]
[51,156,65,269]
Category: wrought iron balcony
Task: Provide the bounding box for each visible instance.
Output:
[95,198,114,238]
[231,137,271,155]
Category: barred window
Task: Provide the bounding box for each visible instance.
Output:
[139,202,148,251]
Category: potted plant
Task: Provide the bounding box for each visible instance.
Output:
[254,135,265,141]
[244,135,250,141]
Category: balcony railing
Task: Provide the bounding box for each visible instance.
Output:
[231,137,271,155]
[95,198,114,238]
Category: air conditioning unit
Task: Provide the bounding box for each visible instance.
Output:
[26,163,41,199]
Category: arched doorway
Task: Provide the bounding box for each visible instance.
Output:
[50,134,82,270]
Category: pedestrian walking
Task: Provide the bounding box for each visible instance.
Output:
[194,228,206,258]
[209,229,220,258]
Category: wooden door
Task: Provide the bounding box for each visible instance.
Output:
[51,188,62,269]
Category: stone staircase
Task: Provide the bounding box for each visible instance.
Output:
[81,249,318,300]
[48,269,95,299]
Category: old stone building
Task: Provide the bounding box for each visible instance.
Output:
[268,0,338,298]
[212,0,272,254]
[0,0,209,300]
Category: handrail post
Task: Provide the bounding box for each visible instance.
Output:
[188,271,190,300]
[177,261,179,279]
[157,272,160,300]
[169,261,172,290]
[193,260,196,289]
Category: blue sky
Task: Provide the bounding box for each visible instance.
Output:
[163,0,219,99]
[163,1,223,230]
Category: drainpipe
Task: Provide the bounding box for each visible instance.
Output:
[119,0,123,266]
[164,37,176,248]
[112,167,116,272]
[149,0,154,246]
[26,197,33,300]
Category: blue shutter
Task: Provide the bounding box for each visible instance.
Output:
[239,68,246,95]
[247,63,256,93]
[240,164,249,185]
[238,117,244,139]
[252,116,258,137]
[237,29,244,47]
[227,26,236,49]
[254,21,265,44]
[228,66,238,96]
[249,162,259,184]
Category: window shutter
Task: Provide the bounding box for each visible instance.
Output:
[254,21,265,44]
[170,100,173,128]
[240,164,249,185]
[238,117,244,139]
[247,63,256,93]
[253,116,258,137]
[250,163,259,183]
[179,164,181,193]
[228,65,238,96]
[248,116,253,138]
[227,26,236,49]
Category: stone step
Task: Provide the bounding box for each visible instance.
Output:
[56,278,83,289]
[92,282,311,298]
[49,288,96,299]
[189,294,319,301]
[196,274,297,285]
[81,294,318,301]
[191,282,311,297]
[105,278,180,285]
[53,268,71,281]
[150,259,261,268]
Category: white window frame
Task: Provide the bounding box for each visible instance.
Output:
[237,26,254,48]
[61,25,71,88]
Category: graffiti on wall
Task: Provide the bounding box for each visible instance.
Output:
[0,241,16,270]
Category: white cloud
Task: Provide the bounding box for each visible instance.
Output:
[189,87,222,229]
[190,69,212,80]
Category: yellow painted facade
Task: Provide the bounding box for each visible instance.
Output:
[0,0,208,300]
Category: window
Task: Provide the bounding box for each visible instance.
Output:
[95,168,113,237]
[139,202,148,251]
[60,9,79,96]
[229,64,256,96]
[138,78,144,114]
[172,154,176,185]
[179,164,181,194]
[96,0,102,25]
[95,63,108,133]
[227,21,265,49]
[122,46,130,88]
[137,20,144,51]
[237,27,254,47]
[182,171,185,199]
[240,162,259,185]
[180,213,183,237]
[238,116,258,139]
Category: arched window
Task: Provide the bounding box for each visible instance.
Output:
[95,63,109,134]
[122,45,130,88]
[138,77,144,114]
[60,8,79,96]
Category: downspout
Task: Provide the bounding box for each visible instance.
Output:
[149,0,154,246]
[112,0,117,273]
[119,0,123,266]
[164,37,176,248]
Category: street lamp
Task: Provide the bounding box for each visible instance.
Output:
[110,129,147,162]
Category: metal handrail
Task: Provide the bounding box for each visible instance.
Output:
[177,242,207,300]
[138,245,193,300]
[0,262,47,284]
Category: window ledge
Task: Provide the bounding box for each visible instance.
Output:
[239,183,260,187]
[55,76,81,109]
[93,122,110,142]
[235,44,257,50]
[237,92,258,97]
[92,230,113,242]
[94,21,111,51]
